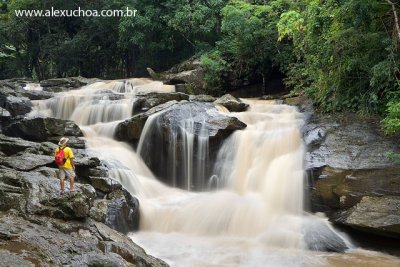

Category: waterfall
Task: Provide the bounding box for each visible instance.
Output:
[137,102,212,191]
[30,79,358,267]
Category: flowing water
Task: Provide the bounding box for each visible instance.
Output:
[29,79,400,267]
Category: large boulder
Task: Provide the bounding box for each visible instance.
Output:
[304,112,400,238]
[115,100,179,142]
[133,92,189,114]
[0,153,54,171]
[4,95,32,116]
[117,101,246,189]
[334,196,400,238]
[3,117,83,144]
[214,94,249,112]
[147,58,206,94]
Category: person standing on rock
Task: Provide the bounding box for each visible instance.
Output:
[54,137,76,194]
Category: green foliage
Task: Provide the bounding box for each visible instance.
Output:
[201,50,227,94]
[201,0,292,93]
[278,0,399,114]
[383,101,400,134]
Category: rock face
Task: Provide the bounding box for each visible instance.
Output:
[214,94,249,112]
[0,129,165,266]
[3,117,83,144]
[305,112,400,238]
[147,58,206,94]
[4,96,32,116]
[0,211,167,266]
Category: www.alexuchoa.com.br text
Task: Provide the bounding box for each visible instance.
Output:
[14,7,137,17]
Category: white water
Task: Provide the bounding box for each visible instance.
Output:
[29,79,400,267]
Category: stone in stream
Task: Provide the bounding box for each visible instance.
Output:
[213,94,249,112]
[116,100,246,190]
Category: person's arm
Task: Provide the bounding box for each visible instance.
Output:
[70,158,75,171]
[68,148,75,171]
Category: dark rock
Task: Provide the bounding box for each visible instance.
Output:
[306,112,400,239]
[133,92,189,114]
[303,215,349,252]
[19,89,54,100]
[3,117,83,143]
[90,176,121,193]
[334,196,400,238]
[305,113,398,170]
[4,95,32,116]
[115,100,179,142]
[175,84,188,94]
[122,101,246,189]
[0,108,12,132]
[105,188,140,234]
[214,94,249,112]
[0,86,16,107]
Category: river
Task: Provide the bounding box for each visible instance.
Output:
[29,79,400,267]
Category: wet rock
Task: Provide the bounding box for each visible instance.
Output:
[302,215,349,252]
[306,112,400,239]
[0,134,40,156]
[133,92,189,114]
[0,107,11,121]
[5,95,32,117]
[115,100,179,142]
[214,94,249,112]
[90,176,121,193]
[105,188,140,234]
[0,86,16,107]
[122,101,246,189]
[94,222,168,266]
[305,113,397,170]
[19,89,54,101]
[3,117,83,143]
[334,196,400,238]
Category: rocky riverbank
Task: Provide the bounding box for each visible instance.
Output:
[292,96,400,241]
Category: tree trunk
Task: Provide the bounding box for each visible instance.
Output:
[262,74,267,95]
[387,0,400,42]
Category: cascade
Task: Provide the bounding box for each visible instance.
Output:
[30,78,400,267]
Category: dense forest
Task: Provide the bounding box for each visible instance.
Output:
[0,0,399,134]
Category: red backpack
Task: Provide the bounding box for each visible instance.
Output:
[55,147,67,166]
